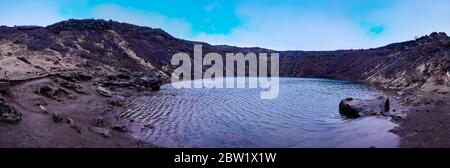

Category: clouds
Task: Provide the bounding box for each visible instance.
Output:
[0,0,450,51]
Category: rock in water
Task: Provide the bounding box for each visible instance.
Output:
[93,116,105,127]
[339,96,390,118]
[33,82,71,100]
[0,98,22,123]
[107,96,126,106]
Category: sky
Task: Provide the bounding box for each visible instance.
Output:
[1,0,450,50]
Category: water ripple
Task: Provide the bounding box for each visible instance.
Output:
[122,78,399,148]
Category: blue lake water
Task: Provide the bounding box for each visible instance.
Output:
[120,78,399,148]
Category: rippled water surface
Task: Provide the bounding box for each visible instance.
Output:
[118,78,399,148]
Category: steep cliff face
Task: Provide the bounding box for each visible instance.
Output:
[0,20,175,80]
[1,19,449,92]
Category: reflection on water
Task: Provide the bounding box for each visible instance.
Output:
[117,78,399,148]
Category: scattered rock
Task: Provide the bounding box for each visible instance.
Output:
[106,72,132,81]
[33,96,48,106]
[107,75,117,81]
[116,73,131,80]
[102,81,134,88]
[70,124,82,134]
[111,125,127,132]
[107,96,126,106]
[102,108,113,115]
[389,111,406,123]
[93,116,105,127]
[52,113,63,123]
[0,79,10,91]
[146,77,161,91]
[39,105,48,113]
[67,94,77,100]
[135,85,145,92]
[73,86,89,95]
[17,57,31,65]
[89,126,111,138]
[34,85,52,95]
[64,117,74,126]
[0,98,21,123]
[34,82,71,100]
[96,86,112,97]
[52,77,89,95]
[339,96,390,118]
[99,73,162,92]
[149,79,161,91]
[57,72,93,82]
[384,98,390,112]
[389,127,400,134]
[391,116,403,123]
[51,114,78,133]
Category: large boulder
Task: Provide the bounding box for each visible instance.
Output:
[339,96,390,118]
[52,77,89,95]
[0,98,22,123]
[33,82,71,100]
[57,72,93,82]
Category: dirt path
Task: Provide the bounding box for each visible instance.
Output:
[396,92,450,147]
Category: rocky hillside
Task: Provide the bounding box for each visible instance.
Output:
[1,19,450,92]
[280,32,450,92]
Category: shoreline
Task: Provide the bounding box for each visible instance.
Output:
[1,75,444,148]
[296,75,450,148]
